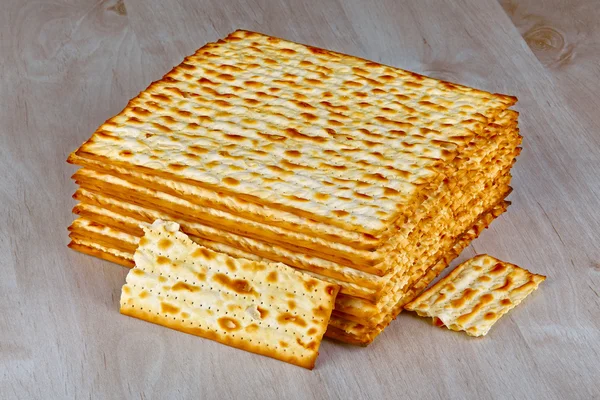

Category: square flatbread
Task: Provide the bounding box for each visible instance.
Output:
[69,29,516,238]
[120,220,339,369]
[404,254,545,336]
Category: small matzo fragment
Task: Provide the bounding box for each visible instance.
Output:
[404,254,545,336]
[119,220,339,369]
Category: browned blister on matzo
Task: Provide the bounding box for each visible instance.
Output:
[405,254,545,337]
[119,220,339,369]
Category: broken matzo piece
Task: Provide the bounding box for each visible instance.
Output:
[404,254,545,336]
[120,219,339,369]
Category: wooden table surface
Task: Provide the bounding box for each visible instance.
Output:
[2,0,599,398]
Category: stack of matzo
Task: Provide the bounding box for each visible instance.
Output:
[67,30,521,345]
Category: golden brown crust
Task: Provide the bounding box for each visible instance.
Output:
[73,185,383,271]
[69,185,510,345]
[67,241,134,268]
[398,202,510,306]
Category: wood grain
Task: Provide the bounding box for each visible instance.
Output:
[1,0,599,398]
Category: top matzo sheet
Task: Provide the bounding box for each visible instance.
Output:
[71,30,516,235]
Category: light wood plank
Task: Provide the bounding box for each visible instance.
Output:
[1,0,598,398]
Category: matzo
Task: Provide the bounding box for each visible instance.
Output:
[69,29,516,236]
[120,219,339,368]
[405,254,545,337]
